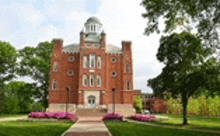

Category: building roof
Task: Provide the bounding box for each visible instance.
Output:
[106,44,122,53]
[85,17,102,25]
[62,44,122,53]
[63,44,80,53]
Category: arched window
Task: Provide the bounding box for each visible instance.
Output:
[127,81,132,90]
[53,79,57,90]
[94,25,96,32]
[91,25,93,31]
[53,62,59,72]
[83,75,87,87]
[97,56,101,69]
[83,56,88,68]
[126,64,129,73]
[90,75,95,87]
[90,54,96,68]
[97,75,101,87]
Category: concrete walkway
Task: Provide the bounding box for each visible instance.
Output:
[0,116,27,122]
[62,116,112,136]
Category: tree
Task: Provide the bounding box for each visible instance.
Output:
[141,0,220,53]
[18,42,53,109]
[0,41,17,90]
[2,81,34,114]
[147,32,220,125]
[134,95,143,113]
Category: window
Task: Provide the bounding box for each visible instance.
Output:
[112,58,116,63]
[55,53,59,58]
[83,56,88,68]
[53,79,57,90]
[53,62,59,72]
[83,75,87,87]
[69,56,74,62]
[95,44,100,48]
[87,44,92,48]
[94,25,96,32]
[112,72,116,77]
[90,54,96,68]
[126,64,129,73]
[91,25,93,31]
[97,56,101,69]
[126,81,132,90]
[90,75,95,87]
[97,75,101,87]
[68,70,74,76]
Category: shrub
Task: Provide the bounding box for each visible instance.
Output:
[28,112,76,121]
[102,113,123,121]
[129,115,155,122]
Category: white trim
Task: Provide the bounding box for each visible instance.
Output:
[83,56,88,68]
[97,75,101,87]
[90,75,95,87]
[97,56,101,69]
[52,79,57,90]
[90,54,96,68]
[83,75,88,87]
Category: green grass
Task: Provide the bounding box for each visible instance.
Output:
[0,121,73,136]
[0,114,28,118]
[156,115,220,130]
[105,121,220,136]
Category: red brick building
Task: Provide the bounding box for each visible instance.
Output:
[48,17,136,115]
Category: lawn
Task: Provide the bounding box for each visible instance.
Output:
[105,121,220,136]
[0,121,73,136]
[0,114,28,118]
[156,115,220,130]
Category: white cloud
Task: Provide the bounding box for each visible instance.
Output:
[0,0,164,93]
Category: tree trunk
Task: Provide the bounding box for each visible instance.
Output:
[182,94,188,125]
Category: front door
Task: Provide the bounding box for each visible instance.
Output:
[88,96,95,109]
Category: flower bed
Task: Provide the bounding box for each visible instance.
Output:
[28,112,76,121]
[128,115,155,122]
[102,113,123,121]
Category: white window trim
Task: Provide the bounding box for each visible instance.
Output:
[97,75,101,87]
[126,64,129,73]
[68,70,74,76]
[111,71,117,77]
[83,75,87,87]
[69,56,75,62]
[97,56,101,69]
[83,56,88,68]
[90,54,96,68]
[111,58,117,63]
[53,62,59,72]
[53,79,57,90]
[90,75,95,87]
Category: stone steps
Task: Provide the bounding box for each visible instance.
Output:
[76,108,107,116]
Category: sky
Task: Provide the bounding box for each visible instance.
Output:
[0,0,165,93]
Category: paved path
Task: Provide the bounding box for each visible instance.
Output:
[125,118,220,134]
[62,116,112,136]
[0,116,27,122]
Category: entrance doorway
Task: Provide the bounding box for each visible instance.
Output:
[88,95,96,109]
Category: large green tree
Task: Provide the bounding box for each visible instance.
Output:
[148,32,220,125]
[18,42,53,109]
[141,0,220,52]
[0,41,17,90]
[2,81,34,114]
